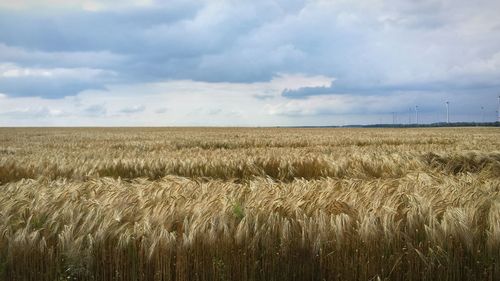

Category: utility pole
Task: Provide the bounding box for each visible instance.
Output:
[445,101,449,124]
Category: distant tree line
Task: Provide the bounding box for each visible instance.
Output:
[354,121,500,128]
[286,122,500,128]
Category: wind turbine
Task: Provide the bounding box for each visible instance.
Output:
[445,101,449,124]
[498,96,500,122]
[415,106,419,125]
[481,106,485,123]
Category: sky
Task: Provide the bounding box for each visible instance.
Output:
[0,0,499,126]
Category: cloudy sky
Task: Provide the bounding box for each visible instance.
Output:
[1,0,499,126]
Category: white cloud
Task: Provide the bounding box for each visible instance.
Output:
[0,0,155,11]
[0,63,115,79]
[0,73,336,126]
[270,73,332,91]
[3,106,69,118]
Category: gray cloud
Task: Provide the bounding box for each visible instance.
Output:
[0,76,108,98]
[155,107,168,114]
[282,80,500,99]
[270,90,498,121]
[0,0,499,124]
[118,105,146,114]
[83,104,107,116]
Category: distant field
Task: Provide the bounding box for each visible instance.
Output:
[0,127,499,281]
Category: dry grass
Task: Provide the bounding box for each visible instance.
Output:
[0,127,499,280]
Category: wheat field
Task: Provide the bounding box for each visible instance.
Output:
[0,127,499,281]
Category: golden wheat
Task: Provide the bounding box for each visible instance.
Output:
[0,127,498,280]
